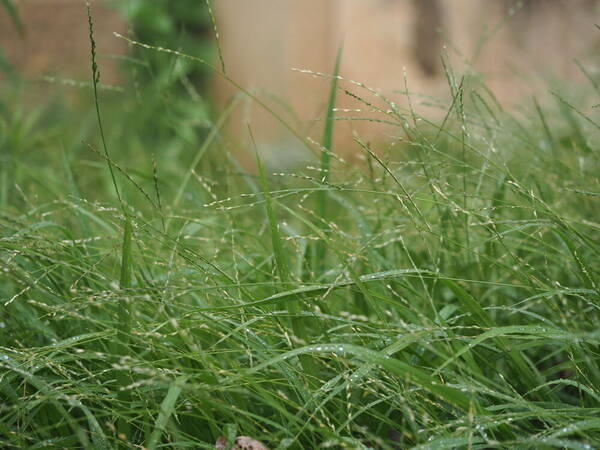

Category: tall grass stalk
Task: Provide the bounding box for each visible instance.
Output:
[313,46,343,275]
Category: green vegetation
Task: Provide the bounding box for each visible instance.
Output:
[119,0,215,88]
[1,9,599,450]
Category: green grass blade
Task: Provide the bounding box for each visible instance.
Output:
[442,279,546,393]
[320,45,343,182]
[2,363,92,449]
[247,343,473,411]
[169,97,238,222]
[314,45,343,273]
[554,228,599,293]
[86,2,121,204]
[192,269,432,312]
[146,377,187,450]
[119,215,133,313]
[116,214,133,441]
[250,128,290,283]
[410,437,483,450]
[533,96,556,155]
[1,0,25,36]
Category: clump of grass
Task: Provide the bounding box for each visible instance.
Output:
[1,12,600,450]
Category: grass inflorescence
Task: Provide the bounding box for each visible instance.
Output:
[1,13,599,450]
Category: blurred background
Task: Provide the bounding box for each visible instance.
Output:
[0,0,598,168]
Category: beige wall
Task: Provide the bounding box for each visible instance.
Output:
[213,0,600,163]
[0,0,126,84]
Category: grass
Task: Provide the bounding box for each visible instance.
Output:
[1,14,600,450]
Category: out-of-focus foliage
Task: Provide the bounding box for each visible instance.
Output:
[0,0,23,76]
[112,0,217,166]
[119,0,214,90]
[1,0,24,36]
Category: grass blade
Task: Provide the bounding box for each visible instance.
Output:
[314,45,343,272]
[86,2,121,204]
[1,0,25,36]
[116,214,133,442]
[248,343,473,411]
[250,127,290,283]
[442,279,546,394]
[146,377,187,450]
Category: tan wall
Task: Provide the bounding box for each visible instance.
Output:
[213,0,600,163]
[0,0,126,84]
